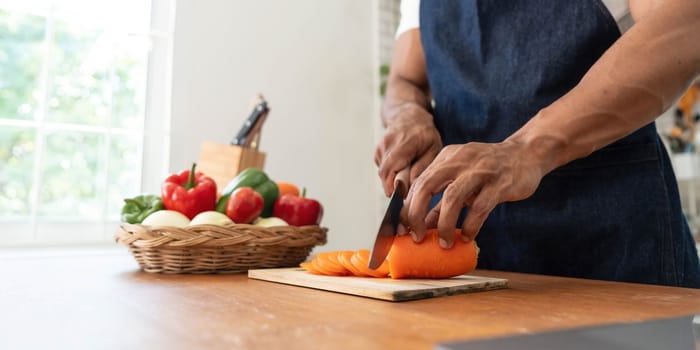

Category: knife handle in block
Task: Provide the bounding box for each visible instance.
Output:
[394,168,410,199]
[231,97,268,146]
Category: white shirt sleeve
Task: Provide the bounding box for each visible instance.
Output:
[601,0,633,33]
[395,0,420,38]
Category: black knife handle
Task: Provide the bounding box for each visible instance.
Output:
[231,100,268,146]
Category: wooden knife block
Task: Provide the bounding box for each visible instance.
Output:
[197,141,266,193]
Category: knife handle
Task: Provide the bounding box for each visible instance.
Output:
[394,168,410,199]
[242,111,268,149]
[231,97,268,146]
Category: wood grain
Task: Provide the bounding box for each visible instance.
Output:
[248,267,508,301]
[197,141,266,191]
[0,250,698,350]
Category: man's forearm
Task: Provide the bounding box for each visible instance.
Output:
[382,29,433,127]
[382,75,432,127]
[507,0,700,174]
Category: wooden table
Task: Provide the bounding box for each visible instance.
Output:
[0,249,699,349]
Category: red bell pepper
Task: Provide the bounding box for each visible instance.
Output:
[161,163,217,219]
[272,188,323,226]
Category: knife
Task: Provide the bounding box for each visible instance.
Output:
[368,167,410,270]
[230,95,269,147]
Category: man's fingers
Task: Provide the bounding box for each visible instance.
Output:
[403,179,431,242]
[461,185,498,243]
[381,172,394,197]
[374,144,383,167]
[405,169,453,243]
[409,152,434,184]
[397,223,408,236]
[424,201,441,229]
[435,184,462,248]
[378,147,411,197]
[436,175,483,248]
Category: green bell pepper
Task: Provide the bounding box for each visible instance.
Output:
[121,194,165,224]
[216,167,279,217]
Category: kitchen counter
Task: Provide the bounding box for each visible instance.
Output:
[1,248,699,349]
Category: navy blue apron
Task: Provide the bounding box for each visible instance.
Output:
[419,0,700,287]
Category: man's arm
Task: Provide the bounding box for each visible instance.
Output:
[404,0,700,247]
[507,0,700,174]
[376,29,442,196]
[381,29,431,126]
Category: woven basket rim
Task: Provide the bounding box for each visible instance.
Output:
[118,222,326,234]
[115,222,328,248]
[114,222,327,274]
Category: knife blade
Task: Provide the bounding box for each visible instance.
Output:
[368,168,410,270]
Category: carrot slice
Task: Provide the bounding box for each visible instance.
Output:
[310,256,339,275]
[301,253,353,276]
[351,250,389,278]
[388,229,478,279]
[316,252,350,276]
[349,254,366,276]
[325,252,353,276]
[371,258,390,277]
[300,262,323,275]
[337,251,367,277]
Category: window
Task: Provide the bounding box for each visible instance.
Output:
[0,0,173,245]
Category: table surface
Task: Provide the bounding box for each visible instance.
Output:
[1,248,699,350]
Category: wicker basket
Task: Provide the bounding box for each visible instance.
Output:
[115,223,327,274]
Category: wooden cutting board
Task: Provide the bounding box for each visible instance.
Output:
[248,267,508,302]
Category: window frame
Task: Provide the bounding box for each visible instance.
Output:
[0,0,174,246]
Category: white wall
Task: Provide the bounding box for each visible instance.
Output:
[170,0,382,251]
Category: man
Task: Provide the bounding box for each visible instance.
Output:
[375,0,700,287]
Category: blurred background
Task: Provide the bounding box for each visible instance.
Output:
[0,0,698,252]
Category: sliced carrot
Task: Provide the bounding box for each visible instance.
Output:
[300,262,322,275]
[351,250,389,278]
[316,252,351,276]
[325,252,353,276]
[301,235,474,280]
[337,251,367,277]
[301,254,349,276]
[388,229,478,279]
[349,254,365,275]
[328,251,355,276]
[371,259,390,277]
[310,257,339,275]
[313,259,339,276]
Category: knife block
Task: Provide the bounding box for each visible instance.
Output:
[197,141,266,193]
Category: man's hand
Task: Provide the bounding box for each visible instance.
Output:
[382,0,700,250]
[377,28,435,196]
[403,140,546,248]
[375,106,442,196]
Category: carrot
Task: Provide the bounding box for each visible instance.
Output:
[300,262,322,275]
[337,251,368,277]
[310,258,338,275]
[371,259,390,277]
[300,231,476,279]
[276,181,300,197]
[326,252,354,276]
[301,253,352,276]
[351,250,389,278]
[388,229,478,279]
[349,251,367,275]
[316,252,351,276]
